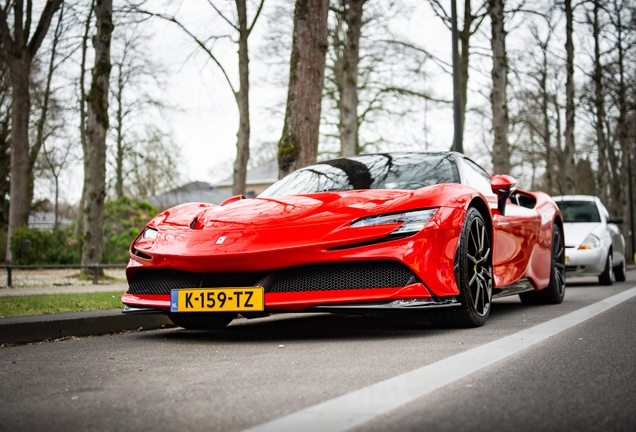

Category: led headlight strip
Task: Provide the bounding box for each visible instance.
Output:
[351,208,439,236]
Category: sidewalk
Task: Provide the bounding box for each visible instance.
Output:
[0,272,174,345]
[0,308,174,345]
[0,282,129,297]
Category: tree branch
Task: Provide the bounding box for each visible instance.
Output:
[248,0,265,34]
[207,0,238,30]
[27,0,63,58]
[0,7,14,60]
[136,9,236,95]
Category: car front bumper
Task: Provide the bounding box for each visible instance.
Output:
[564,247,606,275]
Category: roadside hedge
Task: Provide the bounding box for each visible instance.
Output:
[9,197,157,265]
[10,227,81,265]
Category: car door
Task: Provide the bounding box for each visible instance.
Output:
[460,158,544,288]
[598,199,625,265]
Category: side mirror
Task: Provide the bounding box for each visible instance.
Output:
[220,195,246,206]
[491,175,517,216]
[608,216,624,225]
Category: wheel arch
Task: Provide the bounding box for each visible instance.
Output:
[468,196,493,238]
[553,214,565,251]
[453,196,493,283]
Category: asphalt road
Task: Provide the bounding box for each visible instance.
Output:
[1,273,635,432]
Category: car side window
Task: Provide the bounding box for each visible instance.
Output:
[462,158,494,197]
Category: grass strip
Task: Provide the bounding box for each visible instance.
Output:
[0,292,124,318]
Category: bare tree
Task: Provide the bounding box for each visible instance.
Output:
[138,0,265,196]
[127,125,182,200]
[29,4,68,213]
[0,0,64,262]
[109,25,167,199]
[278,0,329,178]
[588,0,609,201]
[606,0,633,256]
[38,138,75,229]
[425,0,488,141]
[82,0,114,267]
[488,0,510,174]
[0,64,10,232]
[74,0,96,238]
[331,0,367,156]
[563,0,576,193]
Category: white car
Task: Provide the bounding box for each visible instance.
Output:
[553,195,626,285]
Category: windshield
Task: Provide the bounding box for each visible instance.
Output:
[557,201,601,223]
[259,153,460,197]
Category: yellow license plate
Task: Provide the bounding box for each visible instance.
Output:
[170,287,264,312]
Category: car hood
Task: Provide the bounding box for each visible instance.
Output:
[135,184,473,263]
[562,222,602,247]
[151,185,469,231]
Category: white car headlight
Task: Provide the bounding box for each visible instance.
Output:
[578,234,601,250]
[351,208,438,236]
[141,227,158,240]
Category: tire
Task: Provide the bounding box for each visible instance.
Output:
[428,207,493,328]
[519,224,566,305]
[598,252,614,286]
[168,313,236,329]
[613,258,626,282]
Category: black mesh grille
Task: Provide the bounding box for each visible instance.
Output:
[128,261,418,295]
[268,261,417,293]
[128,269,265,295]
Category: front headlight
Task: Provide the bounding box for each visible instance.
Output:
[141,227,158,240]
[351,208,438,236]
[578,234,601,250]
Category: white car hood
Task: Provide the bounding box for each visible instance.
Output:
[563,222,602,247]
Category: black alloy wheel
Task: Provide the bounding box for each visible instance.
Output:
[520,224,566,305]
[613,258,627,282]
[599,252,614,286]
[428,207,493,328]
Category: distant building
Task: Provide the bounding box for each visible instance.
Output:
[147,181,233,210]
[214,159,278,196]
[28,212,73,230]
[147,160,279,211]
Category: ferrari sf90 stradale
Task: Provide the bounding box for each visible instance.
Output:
[122,152,565,328]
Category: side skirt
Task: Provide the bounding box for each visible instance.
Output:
[307,297,459,313]
[492,278,534,299]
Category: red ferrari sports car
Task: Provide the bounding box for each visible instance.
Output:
[122,152,565,328]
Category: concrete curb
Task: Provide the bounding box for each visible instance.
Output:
[0,309,175,345]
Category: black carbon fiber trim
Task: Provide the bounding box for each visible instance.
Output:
[267,261,418,293]
[128,269,265,295]
[127,261,419,295]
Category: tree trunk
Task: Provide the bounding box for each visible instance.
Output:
[82,0,113,267]
[591,0,608,202]
[278,0,329,178]
[488,0,509,174]
[458,0,476,138]
[74,2,94,238]
[541,72,552,193]
[0,0,64,262]
[6,60,31,262]
[539,33,552,194]
[115,65,124,198]
[28,6,64,209]
[563,0,576,194]
[336,0,364,157]
[613,0,630,259]
[553,95,566,195]
[232,0,251,196]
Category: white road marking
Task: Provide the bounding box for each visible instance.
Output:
[244,287,636,432]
